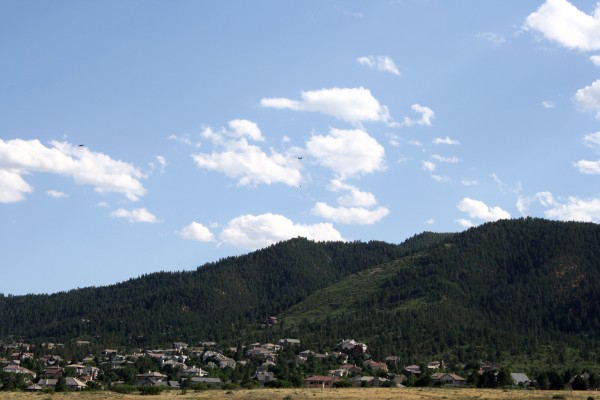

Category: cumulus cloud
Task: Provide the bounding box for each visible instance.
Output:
[219,213,344,249]
[574,79,600,117]
[357,55,401,76]
[0,139,146,203]
[46,190,68,199]
[433,136,460,145]
[456,218,475,228]
[192,120,302,187]
[524,0,600,51]
[457,198,511,226]
[545,196,600,221]
[306,128,385,178]
[311,202,389,225]
[261,87,390,124]
[591,55,600,66]
[0,170,33,203]
[177,221,214,242]
[401,104,435,127]
[167,134,201,147]
[575,159,600,174]
[312,179,389,225]
[111,208,159,223]
[328,179,377,207]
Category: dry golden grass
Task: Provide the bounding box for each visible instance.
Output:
[0,388,596,400]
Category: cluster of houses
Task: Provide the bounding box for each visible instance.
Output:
[0,338,535,392]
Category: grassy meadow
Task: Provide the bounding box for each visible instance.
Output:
[0,388,596,400]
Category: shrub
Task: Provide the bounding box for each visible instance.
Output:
[110,384,135,394]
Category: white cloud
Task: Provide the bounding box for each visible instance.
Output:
[219,213,344,249]
[227,119,264,141]
[516,191,557,214]
[432,154,460,163]
[0,170,33,203]
[46,190,68,199]
[431,174,451,183]
[111,208,159,223]
[313,179,389,225]
[328,179,377,207]
[401,104,435,127]
[193,121,302,187]
[545,196,600,222]
[456,218,475,228]
[0,139,146,202]
[457,198,511,223]
[425,218,434,225]
[591,55,600,66]
[177,221,214,242]
[542,100,556,109]
[574,79,600,118]
[575,159,600,174]
[357,55,401,76]
[433,136,460,145]
[461,179,479,186]
[167,134,201,147]
[261,87,390,124]
[524,0,600,51]
[422,160,436,172]
[306,128,385,178]
[583,132,600,151]
[312,202,389,225]
[155,155,168,174]
[477,32,506,46]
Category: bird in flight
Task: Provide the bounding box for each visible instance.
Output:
[78,144,85,147]
[298,156,303,159]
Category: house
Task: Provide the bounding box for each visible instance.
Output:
[65,377,87,390]
[427,360,444,370]
[189,377,222,387]
[385,356,401,367]
[403,365,422,376]
[431,373,467,387]
[350,375,389,387]
[278,338,301,346]
[136,371,167,382]
[2,365,36,379]
[173,342,188,352]
[37,378,58,389]
[341,364,363,375]
[363,360,388,374]
[254,371,277,386]
[510,372,531,388]
[26,383,43,392]
[181,365,208,377]
[337,339,368,355]
[304,375,340,388]
[44,366,65,378]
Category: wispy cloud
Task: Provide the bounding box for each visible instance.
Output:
[477,32,506,46]
[399,104,435,127]
[433,136,460,145]
[46,190,68,199]
[356,55,400,76]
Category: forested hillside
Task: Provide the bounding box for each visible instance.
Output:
[0,235,447,346]
[281,218,600,364]
[1,218,599,367]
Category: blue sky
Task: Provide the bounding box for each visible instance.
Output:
[2,0,600,295]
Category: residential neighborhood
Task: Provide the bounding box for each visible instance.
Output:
[0,336,596,394]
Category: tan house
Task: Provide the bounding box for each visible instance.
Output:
[304,375,340,388]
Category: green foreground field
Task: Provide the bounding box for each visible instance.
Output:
[0,388,596,400]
